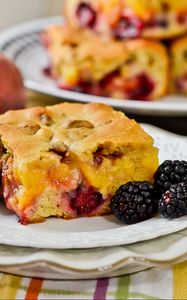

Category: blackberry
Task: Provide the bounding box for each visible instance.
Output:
[159,182,187,218]
[110,181,158,225]
[154,160,187,195]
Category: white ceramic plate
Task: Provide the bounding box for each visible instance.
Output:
[0,16,187,116]
[0,124,187,250]
[0,228,187,279]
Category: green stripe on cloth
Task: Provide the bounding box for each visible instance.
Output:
[0,274,22,300]
[37,289,92,297]
[115,275,130,300]
[129,292,160,299]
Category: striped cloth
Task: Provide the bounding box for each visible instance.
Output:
[0,261,187,300]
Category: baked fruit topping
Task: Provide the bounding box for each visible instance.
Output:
[0,102,159,224]
[70,186,103,216]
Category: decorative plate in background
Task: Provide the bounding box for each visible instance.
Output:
[0,125,186,250]
[0,16,187,116]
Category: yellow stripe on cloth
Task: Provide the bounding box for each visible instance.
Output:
[0,274,22,300]
[173,261,187,300]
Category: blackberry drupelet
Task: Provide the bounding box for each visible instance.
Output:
[110,181,158,224]
[159,182,187,218]
[154,160,187,195]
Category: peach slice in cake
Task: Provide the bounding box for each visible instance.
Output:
[0,102,158,224]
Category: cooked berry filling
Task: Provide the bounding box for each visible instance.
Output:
[2,157,18,207]
[70,186,103,216]
[19,216,29,225]
[174,75,187,92]
[58,70,154,100]
[146,16,169,28]
[100,71,154,100]
[93,149,103,166]
[100,70,120,87]
[112,15,144,39]
[161,2,170,13]
[75,82,102,96]
[59,81,103,96]
[145,14,169,29]
[76,2,97,28]
[177,12,187,25]
[93,147,123,167]
[124,73,155,100]
[43,66,52,78]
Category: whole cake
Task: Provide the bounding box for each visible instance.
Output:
[65,0,187,39]
[0,102,158,224]
[42,25,169,100]
[171,34,187,94]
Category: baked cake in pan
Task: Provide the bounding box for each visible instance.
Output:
[42,25,169,100]
[65,0,187,40]
[0,102,158,224]
[171,34,187,94]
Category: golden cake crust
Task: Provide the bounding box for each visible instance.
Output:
[171,34,187,55]
[0,102,154,157]
[44,25,126,61]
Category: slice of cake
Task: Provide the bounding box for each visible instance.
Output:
[171,35,187,94]
[42,25,169,100]
[65,0,187,39]
[0,102,159,224]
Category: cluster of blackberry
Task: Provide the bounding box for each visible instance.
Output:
[110,160,187,224]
